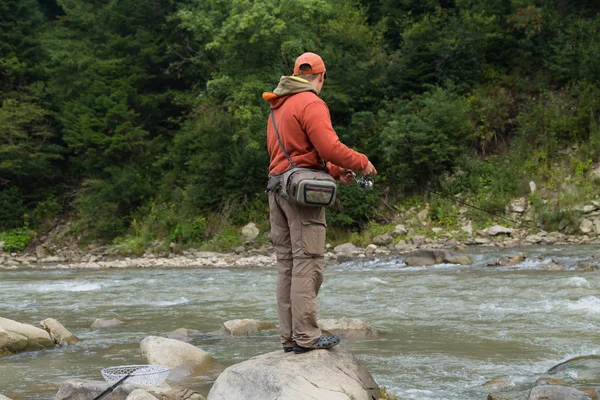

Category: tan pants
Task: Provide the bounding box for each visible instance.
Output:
[268,193,326,348]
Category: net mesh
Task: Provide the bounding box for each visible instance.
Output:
[101,365,171,386]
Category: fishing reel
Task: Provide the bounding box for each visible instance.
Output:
[356,175,374,190]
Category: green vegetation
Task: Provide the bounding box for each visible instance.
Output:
[1,228,33,253]
[2,0,600,252]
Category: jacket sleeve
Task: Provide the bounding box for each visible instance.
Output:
[326,163,341,180]
[300,101,369,171]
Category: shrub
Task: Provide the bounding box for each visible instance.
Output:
[1,228,33,252]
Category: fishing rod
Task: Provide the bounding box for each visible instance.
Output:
[92,373,132,400]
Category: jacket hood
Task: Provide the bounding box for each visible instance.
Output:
[262,76,317,109]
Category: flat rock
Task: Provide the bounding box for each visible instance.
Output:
[317,318,380,339]
[486,225,513,236]
[207,347,379,400]
[217,319,276,336]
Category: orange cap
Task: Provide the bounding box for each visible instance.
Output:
[294,52,326,75]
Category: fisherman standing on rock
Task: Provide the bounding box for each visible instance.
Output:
[262,52,377,354]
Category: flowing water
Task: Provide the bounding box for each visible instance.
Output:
[2,245,600,400]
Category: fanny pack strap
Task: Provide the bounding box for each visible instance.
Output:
[270,110,295,169]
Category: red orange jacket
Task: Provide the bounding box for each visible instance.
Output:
[263,76,368,179]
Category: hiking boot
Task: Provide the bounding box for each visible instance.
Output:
[283,345,294,353]
[293,335,340,354]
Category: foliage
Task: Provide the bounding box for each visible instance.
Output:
[2,0,600,246]
[1,228,33,252]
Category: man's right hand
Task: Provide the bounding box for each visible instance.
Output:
[361,161,377,176]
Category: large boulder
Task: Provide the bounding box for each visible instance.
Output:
[216,319,276,336]
[528,384,597,400]
[317,318,380,339]
[404,250,473,266]
[207,347,379,400]
[140,336,213,369]
[0,317,54,356]
[40,318,79,346]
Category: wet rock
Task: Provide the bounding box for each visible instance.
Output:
[487,254,526,267]
[580,218,594,234]
[207,347,379,400]
[486,225,513,236]
[487,394,511,400]
[576,261,599,272]
[482,377,514,391]
[404,250,473,266]
[317,318,380,339]
[372,234,393,246]
[392,224,408,236]
[334,243,361,256]
[165,328,201,342]
[90,318,123,328]
[528,384,597,400]
[0,317,54,356]
[40,318,79,346]
[547,355,600,384]
[241,223,259,243]
[216,319,276,336]
[140,335,213,369]
[541,262,564,271]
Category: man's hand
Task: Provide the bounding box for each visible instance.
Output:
[360,161,377,176]
[339,168,356,185]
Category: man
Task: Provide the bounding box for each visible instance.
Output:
[262,52,377,354]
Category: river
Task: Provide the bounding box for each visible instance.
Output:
[1,245,599,399]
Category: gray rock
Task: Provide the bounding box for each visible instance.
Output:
[371,234,393,246]
[528,384,597,400]
[55,379,149,400]
[461,223,473,235]
[404,250,473,266]
[443,238,458,248]
[580,218,594,234]
[0,395,12,400]
[365,244,377,257]
[207,347,379,400]
[509,197,528,213]
[583,205,597,213]
[140,335,213,369]
[576,262,599,272]
[126,389,159,400]
[216,319,276,336]
[486,225,513,236]
[529,181,537,194]
[35,245,49,259]
[392,224,408,236]
[334,243,361,255]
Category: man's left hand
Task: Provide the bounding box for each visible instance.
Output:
[339,168,355,185]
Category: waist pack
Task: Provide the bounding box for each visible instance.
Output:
[267,110,337,207]
[268,167,337,207]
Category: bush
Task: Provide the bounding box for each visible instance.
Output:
[1,228,33,252]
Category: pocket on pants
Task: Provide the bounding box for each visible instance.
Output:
[301,220,326,256]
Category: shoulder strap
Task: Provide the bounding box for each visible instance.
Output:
[270,110,296,168]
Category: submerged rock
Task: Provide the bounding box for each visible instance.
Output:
[207,347,380,400]
[0,317,54,357]
[40,318,79,346]
[317,318,380,339]
[404,249,473,266]
[547,355,600,384]
[216,319,276,336]
[140,336,213,369]
[90,318,123,328]
[487,254,526,267]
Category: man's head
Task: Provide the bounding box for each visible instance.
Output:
[293,52,326,94]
